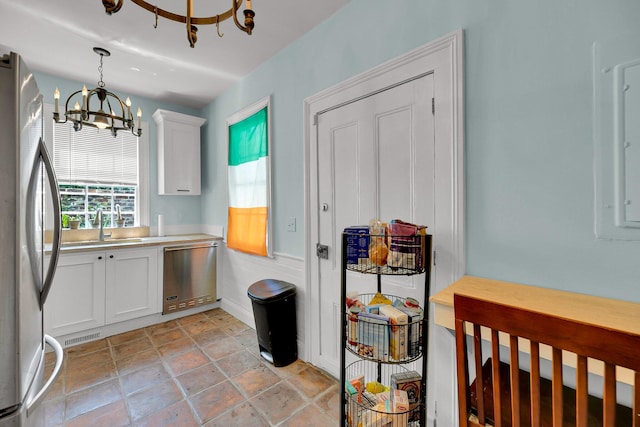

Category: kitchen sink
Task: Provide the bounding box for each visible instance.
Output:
[61,237,144,247]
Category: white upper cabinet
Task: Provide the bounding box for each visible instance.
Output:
[153,109,206,195]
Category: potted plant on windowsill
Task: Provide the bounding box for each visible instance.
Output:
[61,214,69,229]
[69,216,81,230]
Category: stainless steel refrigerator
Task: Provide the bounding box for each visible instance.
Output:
[0,51,64,426]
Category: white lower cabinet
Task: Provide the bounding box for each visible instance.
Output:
[105,247,158,324]
[45,252,106,337]
[45,247,159,337]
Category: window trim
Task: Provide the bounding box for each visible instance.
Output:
[43,103,150,227]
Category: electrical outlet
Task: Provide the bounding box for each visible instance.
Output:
[287,217,296,232]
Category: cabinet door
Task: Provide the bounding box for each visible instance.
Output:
[105,247,159,324]
[44,252,106,336]
[163,121,201,195]
[154,109,206,196]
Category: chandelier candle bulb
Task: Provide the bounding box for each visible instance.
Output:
[137,108,142,130]
[82,85,88,111]
[247,0,252,9]
[126,97,131,121]
[54,88,59,114]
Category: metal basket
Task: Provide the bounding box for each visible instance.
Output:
[344,230,427,275]
[346,294,423,364]
[344,359,422,427]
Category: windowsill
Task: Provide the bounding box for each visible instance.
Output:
[45,226,150,244]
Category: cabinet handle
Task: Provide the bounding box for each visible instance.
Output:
[177,189,190,192]
[109,255,114,259]
[98,256,102,260]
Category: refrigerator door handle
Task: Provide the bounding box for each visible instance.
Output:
[26,335,63,416]
[39,137,61,308]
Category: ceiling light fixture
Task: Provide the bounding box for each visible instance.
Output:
[53,47,142,138]
[101,0,255,48]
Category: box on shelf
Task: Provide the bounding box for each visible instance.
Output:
[357,312,390,361]
[391,371,421,405]
[365,303,387,314]
[349,373,365,403]
[345,226,370,265]
[394,304,422,357]
[378,305,408,360]
[391,371,422,424]
[386,220,427,271]
[391,389,409,427]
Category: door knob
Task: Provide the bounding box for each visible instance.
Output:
[322,203,329,212]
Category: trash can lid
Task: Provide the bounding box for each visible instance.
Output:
[247,279,296,302]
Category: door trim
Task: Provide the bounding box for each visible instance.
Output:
[303,28,465,423]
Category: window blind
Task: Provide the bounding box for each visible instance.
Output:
[53,122,138,185]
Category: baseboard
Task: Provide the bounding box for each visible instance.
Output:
[215,297,308,361]
[218,246,307,361]
[50,301,221,349]
[220,298,254,330]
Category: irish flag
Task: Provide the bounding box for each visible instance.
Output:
[227,106,270,256]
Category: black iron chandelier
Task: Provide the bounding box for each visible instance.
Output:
[53,47,142,138]
[101,0,255,48]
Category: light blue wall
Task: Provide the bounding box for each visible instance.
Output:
[201,0,640,303]
[34,72,203,228]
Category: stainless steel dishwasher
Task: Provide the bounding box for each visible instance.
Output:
[163,242,218,314]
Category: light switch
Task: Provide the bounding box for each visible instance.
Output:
[287,217,296,232]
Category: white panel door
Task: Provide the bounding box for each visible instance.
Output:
[313,74,435,376]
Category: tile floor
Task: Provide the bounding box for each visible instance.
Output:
[43,308,340,426]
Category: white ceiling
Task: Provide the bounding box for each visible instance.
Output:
[0,0,350,108]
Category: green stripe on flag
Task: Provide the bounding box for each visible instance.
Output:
[229,107,268,166]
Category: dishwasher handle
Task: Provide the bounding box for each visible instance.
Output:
[164,242,218,252]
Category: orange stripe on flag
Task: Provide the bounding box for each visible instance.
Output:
[227,207,268,256]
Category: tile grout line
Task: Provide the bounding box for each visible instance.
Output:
[45,309,339,426]
[179,313,270,425]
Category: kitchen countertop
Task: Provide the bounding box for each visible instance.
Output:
[47,233,223,254]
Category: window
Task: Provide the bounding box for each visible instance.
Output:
[226,96,272,256]
[44,103,149,228]
[59,184,136,228]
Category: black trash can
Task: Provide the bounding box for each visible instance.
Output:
[247,279,297,367]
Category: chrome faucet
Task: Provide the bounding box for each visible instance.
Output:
[97,209,112,241]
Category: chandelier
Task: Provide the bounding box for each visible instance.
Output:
[101,0,255,48]
[53,47,142,138]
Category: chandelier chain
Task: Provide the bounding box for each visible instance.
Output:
[98,54,105,88]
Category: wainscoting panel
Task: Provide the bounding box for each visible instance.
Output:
[218,244,307,361]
